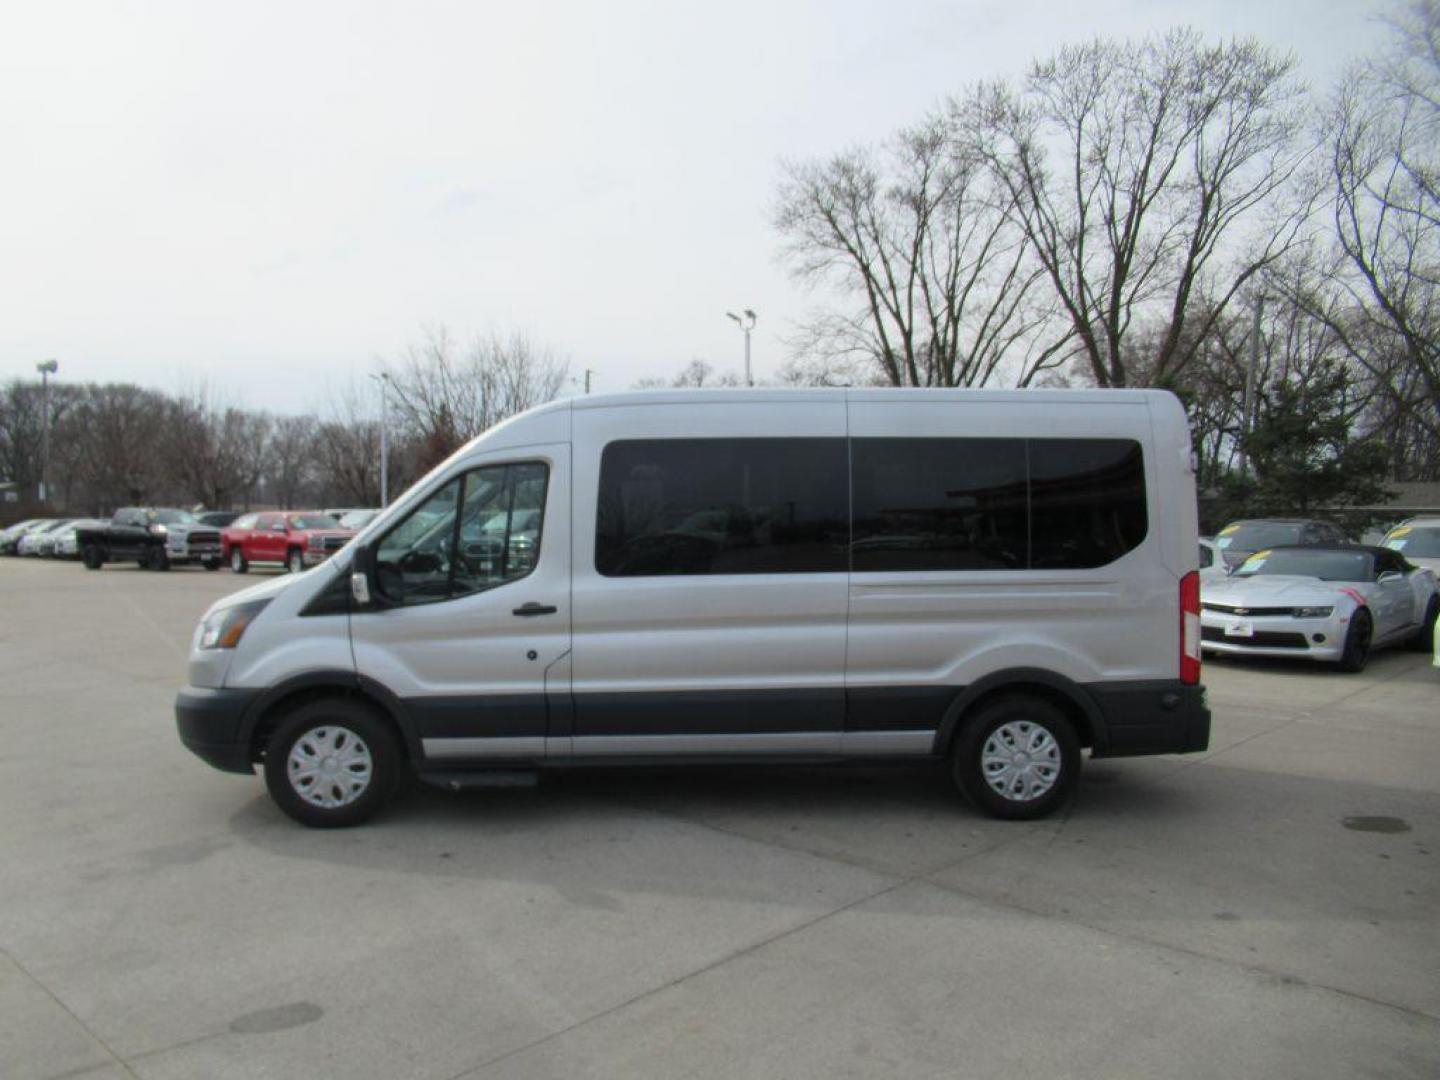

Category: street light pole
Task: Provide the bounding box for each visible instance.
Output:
[369,372,390,507]
[726,309,757,387]
[36,359,58,503]
[1238,295,1266,479]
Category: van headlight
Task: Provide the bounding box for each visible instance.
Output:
[199,599,270,649]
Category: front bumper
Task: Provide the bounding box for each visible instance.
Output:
[1087,681,1211,758]
[1200,611,1348,662]
[175,686,262,773]
[167,535,223,562]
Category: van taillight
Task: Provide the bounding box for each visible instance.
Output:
[1180,570,1201,685]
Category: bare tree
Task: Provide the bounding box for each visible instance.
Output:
[0,379,83,502]
[964,29,1314,388]
[480,331,570,420]
[382,326,570,458]
[265,414,320,508]
[313,382,384,507]
[776,116,1068,388]
[1170,265,1376,488]
[1307,0,1440,458]
[163,391,272,509]
[68,384,172,510]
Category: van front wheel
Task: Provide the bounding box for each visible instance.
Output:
[263,699,401,828]
[952,695,1080,820]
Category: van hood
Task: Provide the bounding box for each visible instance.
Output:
[203,560,343,616]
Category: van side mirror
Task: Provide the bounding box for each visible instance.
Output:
[350,571,371,606]
[349,544,394,609]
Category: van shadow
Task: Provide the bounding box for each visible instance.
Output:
[226,758,1204,888]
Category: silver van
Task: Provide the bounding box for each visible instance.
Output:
[176,389,1210,826]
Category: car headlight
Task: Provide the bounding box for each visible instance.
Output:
[150,523,168,536]
[198,599,270,649]
[1292,606,1334,619]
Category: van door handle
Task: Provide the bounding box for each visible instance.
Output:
[512,603,558,617]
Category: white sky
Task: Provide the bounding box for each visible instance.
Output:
[0,0,1388,414]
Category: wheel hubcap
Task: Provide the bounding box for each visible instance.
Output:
[287,726,373,809]
[982,721,1061,802]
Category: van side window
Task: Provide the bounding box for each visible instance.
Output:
[852,439,1028,571]
[1029,439,1147,569]
[852,437,1147,572]
[376,462,549,604]
[596,439,848,576]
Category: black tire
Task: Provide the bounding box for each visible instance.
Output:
[203,558,222,571]
[263,698,402,828]
[952,695,1081,820]
[286,547,305,574]
[81,544,105,570]
[1407,597,1439,653]
[229,547,248,574]
[1338,609,1373,673]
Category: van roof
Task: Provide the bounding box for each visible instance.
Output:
[569,387,1163,410]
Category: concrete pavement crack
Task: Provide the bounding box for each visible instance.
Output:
[443,875,909,1080]
[1,944,143,1080]
[442,791,1059,1079]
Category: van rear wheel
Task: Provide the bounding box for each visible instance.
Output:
[952,695,1080,820]
[263,698,401,828]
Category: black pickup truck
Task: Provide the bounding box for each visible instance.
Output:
[77,508,224,571]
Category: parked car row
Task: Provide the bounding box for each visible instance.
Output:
[1,517,104,558]
[1,507,379,573]
[1199,517,1440,672]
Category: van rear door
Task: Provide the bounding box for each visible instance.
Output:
[845,393,1171,734]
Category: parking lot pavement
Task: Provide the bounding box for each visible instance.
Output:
[1,558,1437,1080]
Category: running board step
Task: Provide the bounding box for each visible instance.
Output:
[419,770,540,791]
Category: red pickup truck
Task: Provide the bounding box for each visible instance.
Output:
[222,511,356,574]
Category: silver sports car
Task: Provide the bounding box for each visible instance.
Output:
[1200,545,1439,672]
